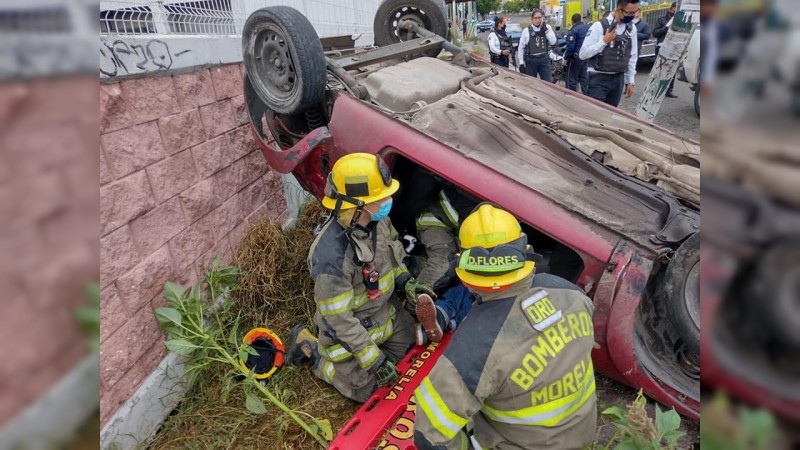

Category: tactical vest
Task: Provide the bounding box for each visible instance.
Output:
[591,20,632,73]
[489,29,512,66]
[526,25,549,56]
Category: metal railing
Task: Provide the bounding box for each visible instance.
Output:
[100,0,244,35]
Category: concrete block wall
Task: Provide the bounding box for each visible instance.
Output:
[0,75,98,427]
[100,63,287,425]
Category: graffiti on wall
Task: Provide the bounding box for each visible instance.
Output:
[100,38,192,78]
[0,39,96,81]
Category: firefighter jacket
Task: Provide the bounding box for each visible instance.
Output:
[308,216,410,373]
[415,190,461,232]
[414,273,597,450]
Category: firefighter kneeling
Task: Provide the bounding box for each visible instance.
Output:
[414,204,597,450]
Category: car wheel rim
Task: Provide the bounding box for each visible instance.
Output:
[253,24,297,99]
[684,261,700,332]
[389,6,433,41]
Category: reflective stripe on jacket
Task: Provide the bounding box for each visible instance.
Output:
[308,217,409,371]
[414,273,597,450]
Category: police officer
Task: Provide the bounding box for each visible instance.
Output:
[285,153,436,403]
[487,16,512,68]
[517,9,557,81]
[653,2,678,97]
[414,204,597,450]
[580,0,640,107]
[565,13,590,92]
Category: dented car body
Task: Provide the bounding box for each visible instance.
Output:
[242,2,701,442]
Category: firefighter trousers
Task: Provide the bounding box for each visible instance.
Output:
[312,307,416,402]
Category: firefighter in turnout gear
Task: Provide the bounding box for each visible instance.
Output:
[414,204,597,449]
[579,0,640,106]
[413,185,476,346]
[487,16,513,68]
[286,153,436,402]
[517,9,557,81]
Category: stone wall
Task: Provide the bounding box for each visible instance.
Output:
[100,63,287,425]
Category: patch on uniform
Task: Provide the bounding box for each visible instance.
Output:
[521,290,562,331]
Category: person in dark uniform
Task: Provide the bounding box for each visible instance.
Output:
[579,0,640,107]
[634,10,651,53]
[564,13,590,92]
[487,16,512,68]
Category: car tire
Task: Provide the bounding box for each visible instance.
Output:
[242,6,326,115]
[694,86,700,117]
[664,233,700,355]
[747,241,800,350]
[373,0,447,58]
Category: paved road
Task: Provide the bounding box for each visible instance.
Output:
[619,61,700,142]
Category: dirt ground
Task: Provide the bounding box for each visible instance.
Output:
[594,374,700,448]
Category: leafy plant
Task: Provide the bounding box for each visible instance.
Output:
[600,390,685,450]
[700,392,779,450]
[76,283,100,353]
[154,258,330,448]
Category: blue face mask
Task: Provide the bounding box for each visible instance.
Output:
[621,15,635,23]
[371,199,393,222]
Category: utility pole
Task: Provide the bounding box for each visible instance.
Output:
[452,0,458,43]
[635,0,699,120]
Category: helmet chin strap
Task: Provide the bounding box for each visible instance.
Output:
[328,192,367,233]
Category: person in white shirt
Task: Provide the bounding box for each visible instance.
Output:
[517,9,557,81]
[579,0,640,106]
[487,16,512,68]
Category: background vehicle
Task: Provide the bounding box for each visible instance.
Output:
[639,36,658,62]
[676,26,701,116]
[476,19,494,32]
[242,0,701,444]
[506,22,522,47]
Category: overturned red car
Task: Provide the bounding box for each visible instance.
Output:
[241,1,701,447]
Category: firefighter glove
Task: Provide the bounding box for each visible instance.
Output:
[373,358,399,387]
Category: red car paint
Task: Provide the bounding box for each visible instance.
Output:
[249,83,703,450]
[700,245,800,422]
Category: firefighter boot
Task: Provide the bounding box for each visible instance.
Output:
[415,294,444,344]
[285,325,319,367]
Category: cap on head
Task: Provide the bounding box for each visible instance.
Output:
[322,153,399,210]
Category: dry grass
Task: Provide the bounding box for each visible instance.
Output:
[146,202,701,449]
[148,202,360,450]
